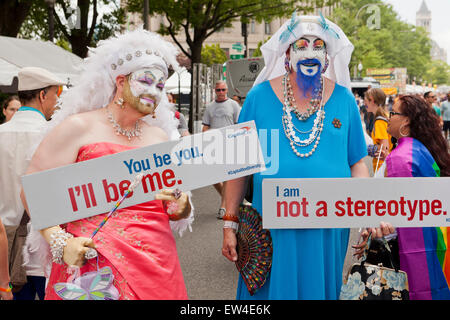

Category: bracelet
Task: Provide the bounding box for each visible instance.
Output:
[222,214,239,223]
[0,282,12,293]
[223,221,239,231]
[49,229,73,265]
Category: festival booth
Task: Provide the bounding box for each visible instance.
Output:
[165,67,191,112]
[0,36,82,93]
[165,67,191,94]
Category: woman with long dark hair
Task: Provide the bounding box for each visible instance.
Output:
[360,95,450,300]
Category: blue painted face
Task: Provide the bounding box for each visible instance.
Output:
[289,36,327,96]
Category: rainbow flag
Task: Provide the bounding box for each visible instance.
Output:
[386,137,450,300]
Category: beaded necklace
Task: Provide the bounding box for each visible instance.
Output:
[281,73,325,158]
[284,75,323,121]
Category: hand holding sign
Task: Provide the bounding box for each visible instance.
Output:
[352,222,396,259]
[155,189,191,221]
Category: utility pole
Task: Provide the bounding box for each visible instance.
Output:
[241,22,248,58]
[143,0,149,30]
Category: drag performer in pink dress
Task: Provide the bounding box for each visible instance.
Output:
[44,143,188,300]
[21,30,194,300]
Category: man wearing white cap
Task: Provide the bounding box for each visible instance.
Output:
[0,66,65,299]
[221,12,375,300]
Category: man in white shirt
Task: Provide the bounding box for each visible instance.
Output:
[202,81,241,219]
[0,67,65,299]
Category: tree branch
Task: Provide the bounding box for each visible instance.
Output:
[162,11,192,59]
[87,0,98,43]
[56,0,70,21]
[53,6,72,40]
[201,0,214,27]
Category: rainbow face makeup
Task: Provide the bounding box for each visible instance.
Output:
[289,36,327,76]
[124,67,167,115]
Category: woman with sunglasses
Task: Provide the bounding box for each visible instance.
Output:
[364,88,392,173]
[357,95,450,299]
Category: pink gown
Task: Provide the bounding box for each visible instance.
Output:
[45,142,188,300]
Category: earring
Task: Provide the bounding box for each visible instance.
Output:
[322,56,329,74]
[399,123,409,137]
[285,57,291,73]
[114,98,124,109]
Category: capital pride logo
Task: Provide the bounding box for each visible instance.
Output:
[227,126,253,139]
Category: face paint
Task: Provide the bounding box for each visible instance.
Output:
[289,36,327,76]
[122,67,166,115]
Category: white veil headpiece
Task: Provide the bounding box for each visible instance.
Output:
[254,12,354,90]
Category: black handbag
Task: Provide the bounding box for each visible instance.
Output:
[366,237,400,270]
[340,233,409,300]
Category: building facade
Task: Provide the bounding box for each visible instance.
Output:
[415,0,447,63]
[126,4,337,61]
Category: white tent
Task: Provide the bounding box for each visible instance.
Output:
[0,36,83,92]
[165,68,191,94]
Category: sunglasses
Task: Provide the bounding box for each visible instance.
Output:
[215,88,226,92]
[389,111,404,118]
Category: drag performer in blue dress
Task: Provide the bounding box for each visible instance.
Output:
[221,13,370,300]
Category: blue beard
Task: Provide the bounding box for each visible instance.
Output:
[295,59,322,98]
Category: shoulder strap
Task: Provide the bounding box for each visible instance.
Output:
[375,116,388,122]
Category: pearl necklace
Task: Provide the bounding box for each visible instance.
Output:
[106,107,142,141]
[282,73,325,158]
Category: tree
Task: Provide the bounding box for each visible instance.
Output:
[251,37,270,57]
[125,0,338,66]
[125,0,338,132]
[330,0,432,82]
[424,60,450,85]
[201,44,227,66]
[19,0,125,57]
[0,0,33,37]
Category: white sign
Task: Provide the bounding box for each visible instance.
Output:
[23,121,265,230]
[225,57,265,98]
[262,178,450,229]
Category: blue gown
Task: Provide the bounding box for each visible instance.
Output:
[237,80,367,300]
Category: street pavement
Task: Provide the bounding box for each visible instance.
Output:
[176,156,373,299]
[175,185,238,300]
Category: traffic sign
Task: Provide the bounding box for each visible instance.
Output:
[230,54,244,60]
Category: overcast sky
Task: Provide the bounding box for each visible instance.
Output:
[382,0,450,64]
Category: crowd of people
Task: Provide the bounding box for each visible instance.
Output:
[0,13,449,301]
[357,89,450,149]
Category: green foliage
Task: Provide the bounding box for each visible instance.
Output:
[252,37,270,57]
[424,60,450,85]
[18,0,125,57]
[125,0,339,64]
[201,44,227,66]
[330,0,448,85]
